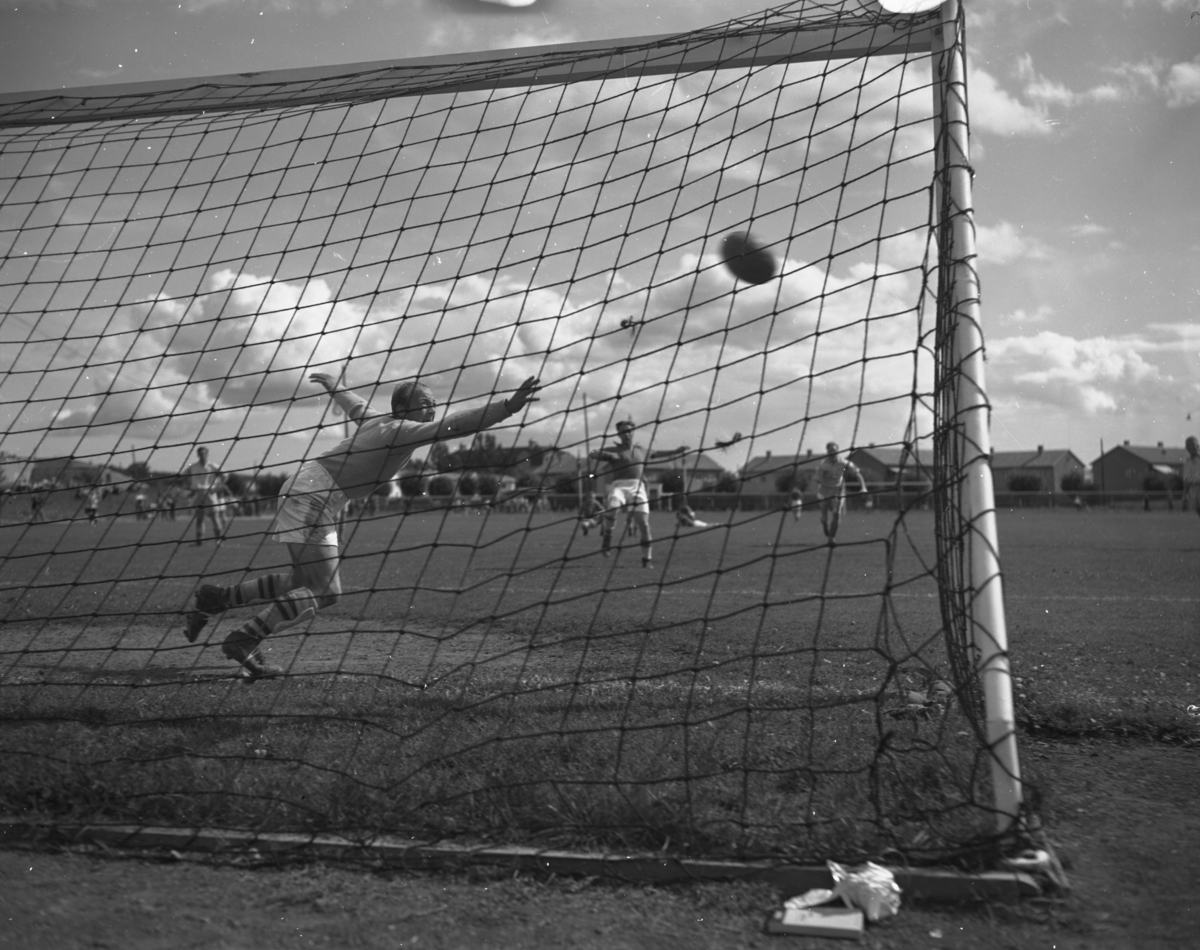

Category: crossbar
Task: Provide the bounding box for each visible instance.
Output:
[0,15,936,128]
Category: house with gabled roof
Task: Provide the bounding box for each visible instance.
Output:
[29,456,121,488]
[1092,442,1187,492]
[848,445,930,489]
[989,446,1084,494]
[740,450,824,493]
[643,446,727,493]
[0,451,36,489]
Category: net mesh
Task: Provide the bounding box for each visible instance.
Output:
[0,2,1014,865]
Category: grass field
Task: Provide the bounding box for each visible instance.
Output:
[1,503,1196,871]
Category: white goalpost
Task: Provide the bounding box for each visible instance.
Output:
[931,0,1021,834]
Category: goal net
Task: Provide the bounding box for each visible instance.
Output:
[0,1,1022,867]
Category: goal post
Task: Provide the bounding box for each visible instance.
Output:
[0,0,1026,868]
[931,0,1021,834]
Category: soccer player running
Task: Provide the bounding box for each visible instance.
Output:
[182,447,227,546]
[181,371,541,680]
[814,442,867,542]
[588,419,654,567]
[84,484,102,526]
[1183,436,1200,519]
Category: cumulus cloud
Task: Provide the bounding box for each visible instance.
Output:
[967,50,1196,138]
[1164,57,1200,107]
[1016,54,1129,108]
[967,67,1053,136]
[16,43,950,463]
[986,330,1175,416]
[1107,55,1200,108]
[975,221,1050,264]
[46,268,378,441]
[37,237,935,461]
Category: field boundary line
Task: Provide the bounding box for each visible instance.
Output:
[0,820,1041,902]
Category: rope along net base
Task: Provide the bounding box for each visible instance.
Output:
[0,2,1016,866]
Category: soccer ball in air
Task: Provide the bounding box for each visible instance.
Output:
[720,231,779,285]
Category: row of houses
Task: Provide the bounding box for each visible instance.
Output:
[740,442,1194,495]
[0,453,126,490]
[2,441,1192,499]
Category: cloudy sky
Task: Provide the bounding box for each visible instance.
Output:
[0,0,1197,478]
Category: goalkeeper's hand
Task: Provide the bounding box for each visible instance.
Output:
[309,371,339,394]
[504,376,541,413]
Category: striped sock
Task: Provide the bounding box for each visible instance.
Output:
[221,574,288,608]
[248,587,319,636]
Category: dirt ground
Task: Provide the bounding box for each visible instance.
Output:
[2,737,1196,950]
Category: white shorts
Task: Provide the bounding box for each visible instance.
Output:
[269,460,347,547]
[606,480,649,515]
[817,490,846,514]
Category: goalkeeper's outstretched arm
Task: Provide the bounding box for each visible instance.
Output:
[310,371,371,425]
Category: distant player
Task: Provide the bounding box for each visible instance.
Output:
[242,476,261,517]
[579,490,604,535]
[1184,436,1200,518]
[181,370,540,680]
[182,447,226,546]
[30,488,47,524]
[815,442,867,541]
[788,485,804,522]
[675,498,714,529]
[83,485,102,525]
[589,419,654,567]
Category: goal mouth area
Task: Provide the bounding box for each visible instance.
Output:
[0,1,1024,870]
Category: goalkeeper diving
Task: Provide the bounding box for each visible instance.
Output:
[180,370,541,680]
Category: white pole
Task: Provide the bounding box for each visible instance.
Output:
[933,0,1023,835]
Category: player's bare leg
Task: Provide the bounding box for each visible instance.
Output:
[191,501,207,545]
[821,495,844,542]
[600,508,616,556]
[635,510,654,567]
[818,496,834,541]
[184,572,291,642]
[209,508,225,546]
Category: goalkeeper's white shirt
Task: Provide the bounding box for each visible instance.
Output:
[315,395,512,500]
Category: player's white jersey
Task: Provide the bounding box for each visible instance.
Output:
[184,462,223,496]
[815,457,862,495]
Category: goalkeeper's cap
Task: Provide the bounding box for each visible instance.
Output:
[392,381,435,416]
[616,419,635,432]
